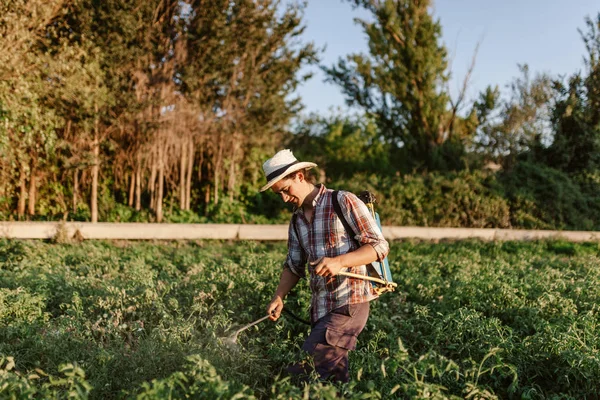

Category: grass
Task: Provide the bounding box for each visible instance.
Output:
[0,238,599,399]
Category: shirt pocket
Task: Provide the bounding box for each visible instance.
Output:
[326,211,346,251]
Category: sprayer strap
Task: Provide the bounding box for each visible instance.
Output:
[332,191,358,247]
[332,190,385,283]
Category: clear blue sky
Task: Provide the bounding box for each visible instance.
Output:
[296,0,599,115]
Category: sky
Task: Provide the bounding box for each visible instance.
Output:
[295,0,600,116]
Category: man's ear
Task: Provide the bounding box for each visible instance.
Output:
[295,171,305,182]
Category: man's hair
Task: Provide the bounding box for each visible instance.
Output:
[284,168,315,183]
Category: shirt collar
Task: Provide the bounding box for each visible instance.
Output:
[294,183,326,215]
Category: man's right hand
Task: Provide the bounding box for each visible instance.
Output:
[267,295,284,321]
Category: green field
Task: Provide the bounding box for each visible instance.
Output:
[1,239,599,399]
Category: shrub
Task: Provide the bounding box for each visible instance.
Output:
[500,161,597,230]
[334,170,511,228]
[1,239,599,398]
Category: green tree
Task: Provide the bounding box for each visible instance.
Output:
[324,0,465,171]
[182,0,317,207]
[545,14,600,174]
[288,113,392,181]
[50,0,180,222]
[0,0,71,219]
[473,65,553,168]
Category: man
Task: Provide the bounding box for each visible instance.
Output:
[261,149,389,383]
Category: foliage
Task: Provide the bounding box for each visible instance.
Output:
[473,65,554,168]
[544,72,600,174]
[335,170,511,228]
[1,1,599,236]
[0,357,92,400]
[1,239,600,398]
[288,113,393,181]
[532,15,600,176]
[0,0,317,223]
[500,161,600,230]
[325,0,481,171]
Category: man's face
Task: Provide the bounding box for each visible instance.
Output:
[271,175,302,207]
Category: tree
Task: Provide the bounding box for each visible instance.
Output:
[0,0,70,219]
[182,0,317,207]
[50,0,180,222]
[324,0,461,170]
[545,14,600,174]
[473,65,553,168]
[288,113,392,181]
[0,0,68,82]
[0,0,317,222]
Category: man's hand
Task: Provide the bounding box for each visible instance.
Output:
[311,257,344,277]
[267,295,283,321]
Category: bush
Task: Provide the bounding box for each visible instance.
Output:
[0,288,48,326]
[500,161,599,230]
[5,160,597,230]
[1,239,599,398]
[334,170,511,228]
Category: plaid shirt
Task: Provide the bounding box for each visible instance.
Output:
[284,184,389,322]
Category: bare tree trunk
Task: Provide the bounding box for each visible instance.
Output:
[156,138,164,222]
[149,149,157,211]
[73,169,79,213]
[204,184,210,216]
[17,164,27,220]
[179,139,187,210]
[0,163,5,201]
[91,142,99,223]
[197,138,204,182]
[0,120,6,201]
[213,165,220,205]
[135,154,142,211]
[91,104,99,223]
[213,133,224,205]
[185,138,194,210]
[128,171,135,207]
[227,133,239,202]
[27,157,37,216]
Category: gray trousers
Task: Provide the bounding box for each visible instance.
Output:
[289,302,370,383]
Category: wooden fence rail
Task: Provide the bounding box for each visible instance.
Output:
[1,222,600,242]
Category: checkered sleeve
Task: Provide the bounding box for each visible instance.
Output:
[338,191,389,261]
[284,216,307,278]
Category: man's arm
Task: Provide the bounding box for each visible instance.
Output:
[312,244,378,277]
[267,267,300,321]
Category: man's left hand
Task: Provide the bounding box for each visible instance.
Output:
[311,257,344,277]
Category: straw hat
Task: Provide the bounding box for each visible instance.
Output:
[260,149,317,192]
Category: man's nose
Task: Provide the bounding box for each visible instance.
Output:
[281,193,290,202]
